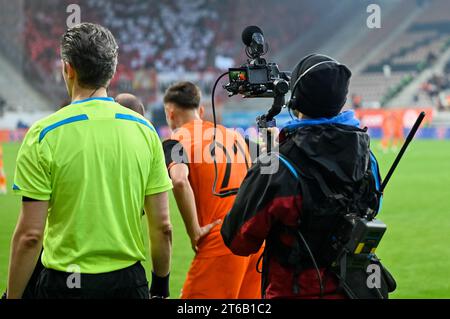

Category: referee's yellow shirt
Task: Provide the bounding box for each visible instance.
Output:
[13,97,173,274]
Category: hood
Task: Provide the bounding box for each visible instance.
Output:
[281,111,370,184]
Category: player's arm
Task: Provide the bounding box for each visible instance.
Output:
[7,200,48,299]
[169,163,221,253]
[162,139,220,252]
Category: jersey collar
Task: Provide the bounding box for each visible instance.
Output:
[71,97,115,105]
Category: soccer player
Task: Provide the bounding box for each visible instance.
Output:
[381,110,404,151]
[7,23,173,299]
[163,82,262,299]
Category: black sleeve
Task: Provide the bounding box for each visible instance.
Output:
[221,153,302,256]
[162,139,189,168]
[221,162,272,256]
[22,196,40,202]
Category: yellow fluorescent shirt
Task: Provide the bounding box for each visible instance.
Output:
[13,97,173,274]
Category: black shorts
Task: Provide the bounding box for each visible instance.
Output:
[35,262,149,299]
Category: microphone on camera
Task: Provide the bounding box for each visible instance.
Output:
[242,26,266,59]
[241,25,264,46]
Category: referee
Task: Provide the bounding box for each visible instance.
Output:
[7,23,173,299]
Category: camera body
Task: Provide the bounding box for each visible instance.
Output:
[225,59,290,98]
[223,26,290,100]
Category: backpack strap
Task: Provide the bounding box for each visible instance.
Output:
[274,152,300,180]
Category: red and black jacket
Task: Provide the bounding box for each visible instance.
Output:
[221,121,381,299]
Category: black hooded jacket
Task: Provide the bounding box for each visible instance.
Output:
[221,119,381,299]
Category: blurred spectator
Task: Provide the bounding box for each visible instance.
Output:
[0,96,6,117]
[16,120,29,129]
[420,72,450,109]
[351,93,362,109]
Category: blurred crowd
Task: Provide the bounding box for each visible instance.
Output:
[419,67,450,110]
[21,0,325,106]
[86,0,216,73]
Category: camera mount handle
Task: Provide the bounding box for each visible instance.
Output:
[256,93,285,153]
[380,111,426,193]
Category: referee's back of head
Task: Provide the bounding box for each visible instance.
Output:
[60,22,118,90]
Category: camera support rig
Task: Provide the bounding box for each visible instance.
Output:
[223,26,291,153]
[256,86,288,153]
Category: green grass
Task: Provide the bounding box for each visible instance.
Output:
[1,140,449,298]
[373,140,450,298]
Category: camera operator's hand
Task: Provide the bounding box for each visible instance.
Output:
[259,127,280,154]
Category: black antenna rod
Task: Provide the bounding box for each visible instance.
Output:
[380,111,426,192]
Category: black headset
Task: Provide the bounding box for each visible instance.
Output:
[286,54,341,110]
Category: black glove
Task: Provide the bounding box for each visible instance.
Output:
[1,291,6,300]
[149,272,170,299]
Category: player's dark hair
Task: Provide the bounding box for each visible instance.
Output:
[163,81,201,109]
[61,23,118,89]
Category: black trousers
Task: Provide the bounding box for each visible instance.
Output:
[35,262,149,299]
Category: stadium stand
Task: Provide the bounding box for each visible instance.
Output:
[1,0,449,114]
[346,0,450,108]
[391,45,450,108]
[0,0,353,116]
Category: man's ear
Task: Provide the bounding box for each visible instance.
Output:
[63,61,76,79]
[166,105,175,121]
[199,105,205,119]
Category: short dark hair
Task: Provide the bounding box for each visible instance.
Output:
[61,23,118,89]
[163,81,201,109]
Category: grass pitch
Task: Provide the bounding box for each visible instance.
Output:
[1,140,449,298]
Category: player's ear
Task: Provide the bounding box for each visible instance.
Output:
[199,105,205,119]
[167,106,175,121]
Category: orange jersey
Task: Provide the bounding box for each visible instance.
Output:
[163,120,251,257]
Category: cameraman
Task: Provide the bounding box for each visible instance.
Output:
[221,54,383,299]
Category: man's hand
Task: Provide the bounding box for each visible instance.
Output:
[191,219,222,253]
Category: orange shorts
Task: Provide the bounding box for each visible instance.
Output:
[180,249,263,299]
